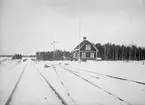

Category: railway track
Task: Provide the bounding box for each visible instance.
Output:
[51,64,77,105]
[32,63,69,105]
[57,65,132,105]
[5,62,28,105]
[62,66,145,86]
[4,61,68,105]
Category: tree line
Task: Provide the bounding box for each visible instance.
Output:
[36,43,145,61]
[95,43,145,60]
[12,54,22,59]
[36,50,71,60]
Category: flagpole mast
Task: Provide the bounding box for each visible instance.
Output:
[78,19,81,62]
[51,41,56,60]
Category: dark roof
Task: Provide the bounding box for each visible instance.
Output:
[74,39,97,50]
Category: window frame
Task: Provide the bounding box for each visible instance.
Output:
[86,45,91,50]
[82,52,86,58]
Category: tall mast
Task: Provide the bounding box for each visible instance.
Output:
[78,20,81,62]
[51,41,56,60]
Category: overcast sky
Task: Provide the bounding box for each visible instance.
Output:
[1,0,145,55]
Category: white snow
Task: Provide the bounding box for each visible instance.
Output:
[0,59,145,105]
[62,60,145,83]
[11,61,63,105]
[0,59,26,105]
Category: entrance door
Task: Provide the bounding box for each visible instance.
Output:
[90,53,94,58]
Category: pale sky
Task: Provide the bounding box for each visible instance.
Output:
[1,0,145,55]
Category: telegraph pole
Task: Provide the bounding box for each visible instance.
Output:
[51,41,56,60]
[78,19,81,62]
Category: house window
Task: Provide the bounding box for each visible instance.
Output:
[86,45,91,50]
[90,53,94,58]
[82,53,86,58]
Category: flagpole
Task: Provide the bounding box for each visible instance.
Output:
[78,19,81,62]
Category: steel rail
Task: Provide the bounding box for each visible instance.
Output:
[32,63,68,105]
[5,62,27,105]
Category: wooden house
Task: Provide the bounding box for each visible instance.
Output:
[72,37,98,61]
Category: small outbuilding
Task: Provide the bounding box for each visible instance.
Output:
[72,37,98,61]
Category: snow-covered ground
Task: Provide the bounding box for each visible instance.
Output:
[0,59,26,105]
[0,57,11,64]
[0,59,145,105]
[11,61,63,105]
[0,59,64,105]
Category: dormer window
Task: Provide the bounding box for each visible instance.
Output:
[86,45,91,50]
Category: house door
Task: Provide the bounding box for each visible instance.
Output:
[73,53,76,58]
[90,53,94,58]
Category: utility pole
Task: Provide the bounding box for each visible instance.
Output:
[51,41,57,60]
[78,19,81,62]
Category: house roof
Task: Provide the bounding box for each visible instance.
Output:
[73,39,98,51]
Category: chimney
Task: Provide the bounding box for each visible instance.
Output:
[83,37,87,40]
